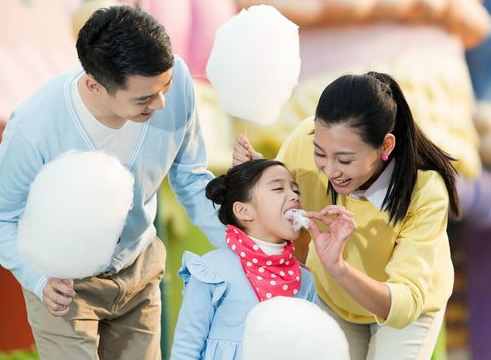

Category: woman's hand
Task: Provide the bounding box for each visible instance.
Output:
[232,134,263,166]
[307,206,392,318]
[305,205,356,274]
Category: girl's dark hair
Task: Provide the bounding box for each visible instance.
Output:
[76,5,174,94]
[315,71,461,224]
[206,159,286,229]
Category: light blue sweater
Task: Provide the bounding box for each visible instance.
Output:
[0,55,225,300]
[170,249,318,360]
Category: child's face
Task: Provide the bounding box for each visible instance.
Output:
[245,165,303,243]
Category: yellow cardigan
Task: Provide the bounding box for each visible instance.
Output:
[277,117,454,329]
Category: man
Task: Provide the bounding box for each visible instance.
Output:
[0,5,223,359]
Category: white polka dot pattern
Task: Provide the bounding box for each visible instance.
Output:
[225,225,302,301]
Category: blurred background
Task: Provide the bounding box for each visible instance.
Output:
[1,1,491,359]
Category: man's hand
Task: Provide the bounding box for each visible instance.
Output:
[43,278,76,316]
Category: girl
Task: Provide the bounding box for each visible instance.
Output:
[234,71,461,360]
[169,159,317,360]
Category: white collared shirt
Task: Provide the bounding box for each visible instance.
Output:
[349,159,395,211]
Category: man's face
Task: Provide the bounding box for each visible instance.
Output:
[100,69,173,124]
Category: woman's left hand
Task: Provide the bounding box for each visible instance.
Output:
[232,134,263,166]
[305,205,357,273]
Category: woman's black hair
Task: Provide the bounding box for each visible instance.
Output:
[206,159,286,229]
[315,71,461,224]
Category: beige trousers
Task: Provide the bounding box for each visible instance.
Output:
[23,238,166,360]
[318,298,445,360]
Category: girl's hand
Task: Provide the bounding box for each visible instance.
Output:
[232,134,263,166]
[305,205,357,272]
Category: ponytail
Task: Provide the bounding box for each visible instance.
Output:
[369,72,461,222]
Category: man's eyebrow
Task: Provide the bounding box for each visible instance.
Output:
[164,76,173,86]
[313,141,323,151]
[134,94,152,101]
[133,76,173,101]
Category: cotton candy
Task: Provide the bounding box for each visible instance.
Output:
[18,151,134,279]
[284,208,310,231]
[206,5,300,125]
[243,296,349,360]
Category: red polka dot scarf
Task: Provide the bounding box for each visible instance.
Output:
[225,225,301,302]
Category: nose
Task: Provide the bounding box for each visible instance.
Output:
[149,92,165,110]
[289,189,300,202]
[331,170,342,178]
[322,164,341,180]
[315,157,340,180]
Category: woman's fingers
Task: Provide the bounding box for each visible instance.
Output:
[304,211,334,225]
[307,216,322,238]
[232,150,252,166]
[305,208,357,240]
[232,134,263,166]
[319,205,354,218]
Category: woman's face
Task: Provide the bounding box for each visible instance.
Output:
[245,165,303,243]
[313,122,384,195]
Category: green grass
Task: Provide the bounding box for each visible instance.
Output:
[0,349,38,360]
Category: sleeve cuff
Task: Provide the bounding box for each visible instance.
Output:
[376,282,420,329]
[32,273,50,301]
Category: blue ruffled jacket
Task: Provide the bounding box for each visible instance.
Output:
[170,248,318,360]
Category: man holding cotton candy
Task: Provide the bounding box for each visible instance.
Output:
[0,5,225,360]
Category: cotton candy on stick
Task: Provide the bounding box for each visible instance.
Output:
[18,151,134,279]
[206,5,300,125]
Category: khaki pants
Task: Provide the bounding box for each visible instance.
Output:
[318,298,445,360]
[23,238,166,360]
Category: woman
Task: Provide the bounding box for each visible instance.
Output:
[234,71,460,360]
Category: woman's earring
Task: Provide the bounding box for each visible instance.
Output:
[382,154,389,162]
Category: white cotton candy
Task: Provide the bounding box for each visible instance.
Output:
[18,151,134,279]
[284,209,310,231]
[206,5,300,125]
[243,296,350,360]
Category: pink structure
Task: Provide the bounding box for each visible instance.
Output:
[140,0,236,80]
